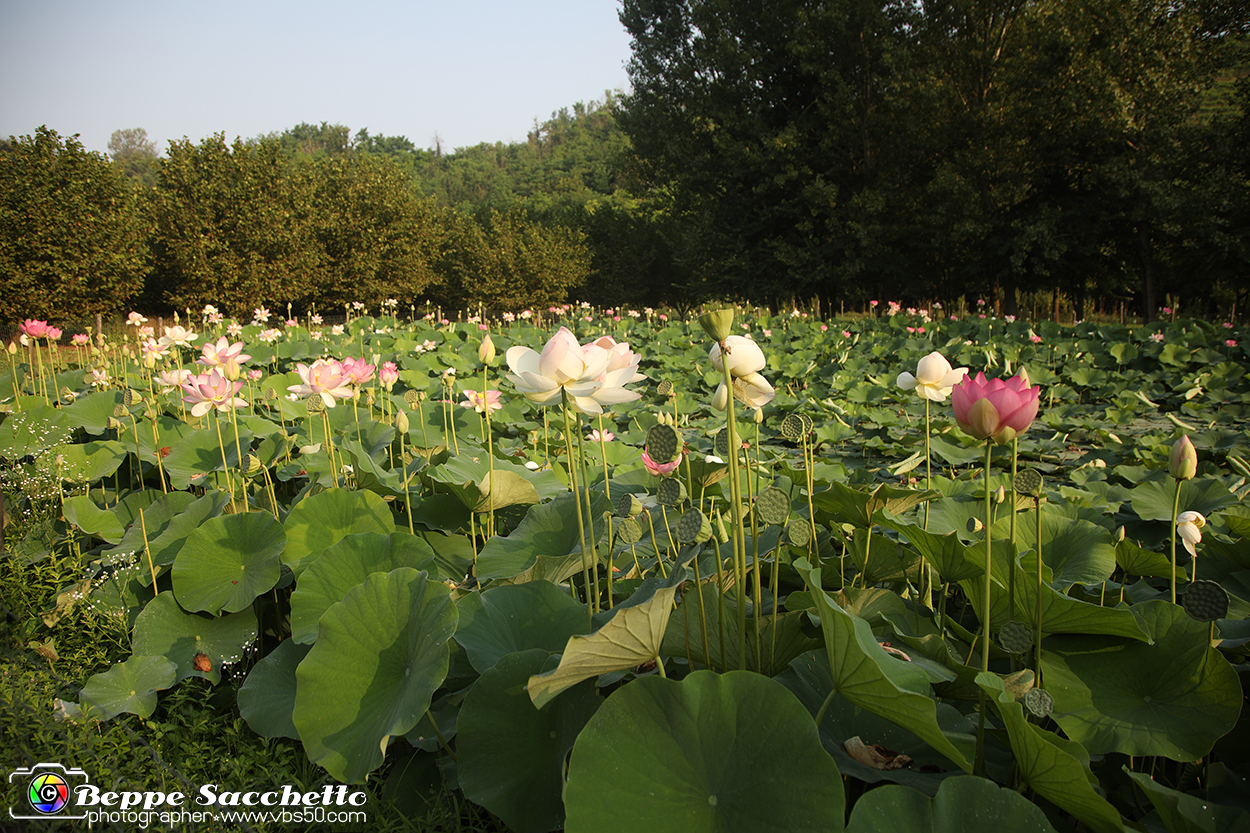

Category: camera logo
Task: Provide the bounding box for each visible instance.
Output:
[9,763,89,821]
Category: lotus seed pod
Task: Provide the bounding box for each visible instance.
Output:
[1013,468,1043,498]
[967,517,984,534]
[1169,435,1198,481]
[714,510,730,544]
[698,309,734,342]
[113,404,129,418]
[617,493,644,518]
[656,379,673,396]
[798,414,814,434]
[998,621,1034,654]
[395,409,410,435]
[1022,688,1054,718]
[676,508,713,544]
[1183,580,1229,622]
[265,387,278,401]
[646,423,682,464]
[123,389,143,407]
[306,394,326,413]
[785,519,812,547]
[780,413,805,440]
[657,477,688,507]
[617,516,644,544]
[244,454,263,475]
[754,487,791,526]
[403,389,422,405]
[714,430,731,458]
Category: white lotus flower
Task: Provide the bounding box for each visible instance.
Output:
[504,326,642,415]
[1176,510,1206,557]
[897,351,969,402]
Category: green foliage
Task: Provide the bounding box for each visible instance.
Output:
[0,126,150,322]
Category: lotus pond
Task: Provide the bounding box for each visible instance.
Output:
[2,305,1249,832]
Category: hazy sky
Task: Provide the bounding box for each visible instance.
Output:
[1,0,634,156]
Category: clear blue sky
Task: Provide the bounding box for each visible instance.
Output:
[1,0,633,156]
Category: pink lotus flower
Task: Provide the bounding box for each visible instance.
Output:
[951,372,1041,445]
[588,429,615,443]
[379,361,399,390]
[247,369,263,381]
[71,333,90,346]
[460,389,503,413]
[45,326,63,341]
[125,311,147,327]
[181,370,247,417]
[1030,334,1043,343]
[288,359,354,407]
[156,368,193,390]
[140,338,169,369]
[20,320,50,338]
[340,356,376,386]
[642,448,682,477]
[158,325,197,348]
[197,336,251,380]
[1226,339,1238,348]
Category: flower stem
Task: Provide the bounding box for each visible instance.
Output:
[718,344,747,670]
[561,398,594,626]
[1170,478,1183,604]
[975,439,993,777]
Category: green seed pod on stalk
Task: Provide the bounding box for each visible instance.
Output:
[243,453,263,476]
[780,413,806,440]
[656,379,674,397]
[1013,468,1043,498]
[645,423,682,464]
[754,487,790,526]
[657,478,687,507]
[698,309,735,342]
[1183,580,1229,622]
[617,493,644,518]
[714,430,731,458]
[616,517,643,544]
[1022,688,1054,718]
[306,394,326,414]
[785,519,811,547]
[677,508,712,544]
[999,621,1034,654]
[113,404,129,418]
[123,389,143,407]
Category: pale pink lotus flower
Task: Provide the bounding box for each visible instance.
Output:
[311,314,324,325]
[351,301,365,310]
[1150,332,1165,342]
[20,319,50,338]
[331,325,345,336]
[285,319,298,327]
[288,359,354,407]
[379,361,399,390]
[226,322,244,337]
[197,336,251,380]
[71,333,90,346]
[156,368,193,390]
[951,372,1041,444]
[247,369,263,381]
[181,370,248,417]
[125,311,147,327]
[421,339,437,352]
[461,389,503,413]
[505,326,643,415]
[140,338,169,369]
[257,328,282,344]
[202,304,219,319]
[588,429,615,443]
[642,449,682,477]
[137,325,155,339]
[897,351,969,402]
[309,330,323,340]
[340,356,376,387]
[252,307,271,324]
[159,325,197,349]
[45,326,63,341]
[1176,511,1206,557]
[588,335,647,385]
[842,330,853,338]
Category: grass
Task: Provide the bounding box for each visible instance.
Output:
[0,526,500,832]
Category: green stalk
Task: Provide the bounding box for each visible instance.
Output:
[561,397,594,626]
[1169,479,1182,604]
[1034,496,1044,685]
[1008,438,1019,625]
[975,439,994,776]
[719,349,747,670]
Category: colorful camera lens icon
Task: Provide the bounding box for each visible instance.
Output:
[28,771,70,814]
[8,763,89,820]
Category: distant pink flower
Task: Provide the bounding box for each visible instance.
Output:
[1223,322,1233,329]
[658,314,668,321]
[257,328,281,343]
[1150,332,1165,342]
[140,338,169,368]
[461,389,503,413]
[252,307,271,324]
[379,361,399,389]
[952,372,1041,445]
[869,300,879,308]
[71,333,90,346]
[20,320,50,338]
[197,336,251,379]
[226,322,244,337]
[1226,339,1238,347]
[917,327,925,334]
[340,356,376,386]
[181,370,247,417]
[247,369,263,381]
[842,330,852,338]
[820,324,828,332]
[1162,307,1174,315]
[125,311,147,327]
[285,318,298,327]
[588,429,615,443]
[45,326,62,341]
[976,299,986,307]
[159,325,197,348]
[156,368,192,390]
[642,448,682,477]
[1030,334,1043,343]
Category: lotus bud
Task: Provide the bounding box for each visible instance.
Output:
[6,341,16,354]
[995,485,1006,504]
[754,407,764,424]
[1115,525,1126,542]
[698,309,735,342]
[478,333,496,366]
[711,382,730,412]
[1169,435,1197,481]
[395,408,410,435]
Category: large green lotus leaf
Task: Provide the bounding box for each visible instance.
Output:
[476,492,610,581]
[1042,600,1242,759]
[811,480,938,527]
[794,560,973,774]
[0,403,73,457]
[61,390,124,435]
[778,650,974,795]
[162,424,254,490]
[337,438,412,497]
[454,582,590,673]
[73,655,177,721]
[102,490,199,564]
[528,579,678,709]
[133,414,199,462]
[994,511,1116,589]
[41,440,127,483]
[877,518,983,582]
[962,549,1149,641]
[172,511,285,615]
[281,488,396,576]
[292,568,457,783]
[1124,770,1250,833]
[62,495,125,543]
[237,638,311,740]
[1130,478,1236,523]
[563,670,845,833]
[131,591,258,685]
[289,531,438,644]
[976,672,1125,833]
[1115,537,1185,579]
[429,450,565,506]
[108,492,230,583]
[845,776,1058,833]
[457,649,601,833]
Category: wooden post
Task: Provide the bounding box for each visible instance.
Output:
[95,313,102,337]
